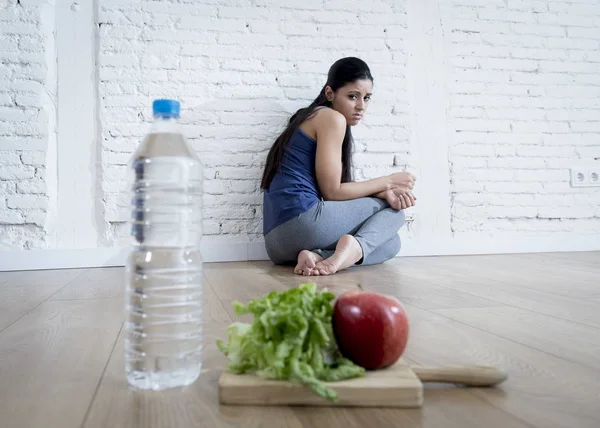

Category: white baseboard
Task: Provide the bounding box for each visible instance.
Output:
[0,238,259,272]
[1,233,599,272]
[397,232,600,257]
[0,247,127,272]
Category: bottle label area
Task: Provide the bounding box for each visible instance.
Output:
[130,156,204,247]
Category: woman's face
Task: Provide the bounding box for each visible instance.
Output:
[326,79,373,126]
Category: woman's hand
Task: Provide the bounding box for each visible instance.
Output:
[389,172,416,191]
[383,188,417,210]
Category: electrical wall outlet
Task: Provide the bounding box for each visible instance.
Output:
[570,166,600,187]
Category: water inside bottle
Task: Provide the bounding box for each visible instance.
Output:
[125,247,203,390]
[125,129,204,390]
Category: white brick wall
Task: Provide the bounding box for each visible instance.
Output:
[446,0,600,234]
[98,0,408,243]
[0,0,52,250]
[1,0,599,254]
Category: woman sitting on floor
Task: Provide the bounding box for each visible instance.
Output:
[261,57,417,276]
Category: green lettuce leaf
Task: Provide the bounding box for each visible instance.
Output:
[216,282,365,401]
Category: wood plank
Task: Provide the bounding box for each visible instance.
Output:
[400,303,600,428]
[292,406,419,428]
[205,263,363,322]
[204,263,293,302]
[431,306,600,370]
[0,267,86,287]
[209,259,363,294]
[384,262,600,328]
[0,298,123,428]
[3,252,599,428]
[47,266,230,324]
[217,260,496,312]
[517,252,600,272]
[206,263,531,427]
[204,274,233,324]
[204,261,273,271]
[83,330,304,428]
[51,267,124,300]
[265,270,362,296]
[403,254,600,299]
[504,252,600,282]
[84,263,302,427]
[0,284,64,331]
[85,265,529,428]
[291,388,533,428]
[347,263,500,310]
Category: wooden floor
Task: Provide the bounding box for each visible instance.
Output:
[1,252,600,428]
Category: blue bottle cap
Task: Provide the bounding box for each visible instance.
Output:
[152,99,180,118]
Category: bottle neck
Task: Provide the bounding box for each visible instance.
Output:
[150,115,181,134]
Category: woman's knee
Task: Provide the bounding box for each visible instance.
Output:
[394,209,406,229]
[398,209,406,221]
[264,234,283,265]
[381,233,401,260]
[362,234,401,266]
[265,244,288,265]
[379,235,401,264]
[390,233,401,257]
[266,251,285,265]
[264,233,297,265]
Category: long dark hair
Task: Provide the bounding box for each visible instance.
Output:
[260,57,373,190]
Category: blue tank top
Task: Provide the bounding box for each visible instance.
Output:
[262,127,322,234]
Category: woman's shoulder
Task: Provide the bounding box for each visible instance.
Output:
[300,107,346,140]
[313,106,345,126]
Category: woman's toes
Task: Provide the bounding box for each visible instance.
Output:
[295,250,324,276]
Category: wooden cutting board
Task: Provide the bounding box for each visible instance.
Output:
[218,358,424,408]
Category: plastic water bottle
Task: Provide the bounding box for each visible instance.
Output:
[124,99,204,390]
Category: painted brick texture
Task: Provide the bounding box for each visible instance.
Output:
[97,0,408,244]
[1,0,599,252]
[446,0,600,233]
[0,0,52,250]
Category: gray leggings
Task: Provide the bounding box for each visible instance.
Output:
[264,197,405,266]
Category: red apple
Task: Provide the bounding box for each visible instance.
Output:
[332,290,409,370]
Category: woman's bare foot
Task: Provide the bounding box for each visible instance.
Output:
[294,250,323,276]
[315,235,363,276]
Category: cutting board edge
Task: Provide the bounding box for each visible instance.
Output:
[218,391,425,408]
[218,368,424,408]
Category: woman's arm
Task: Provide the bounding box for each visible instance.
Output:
[314,109,394,200]
[314,109,415,201]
